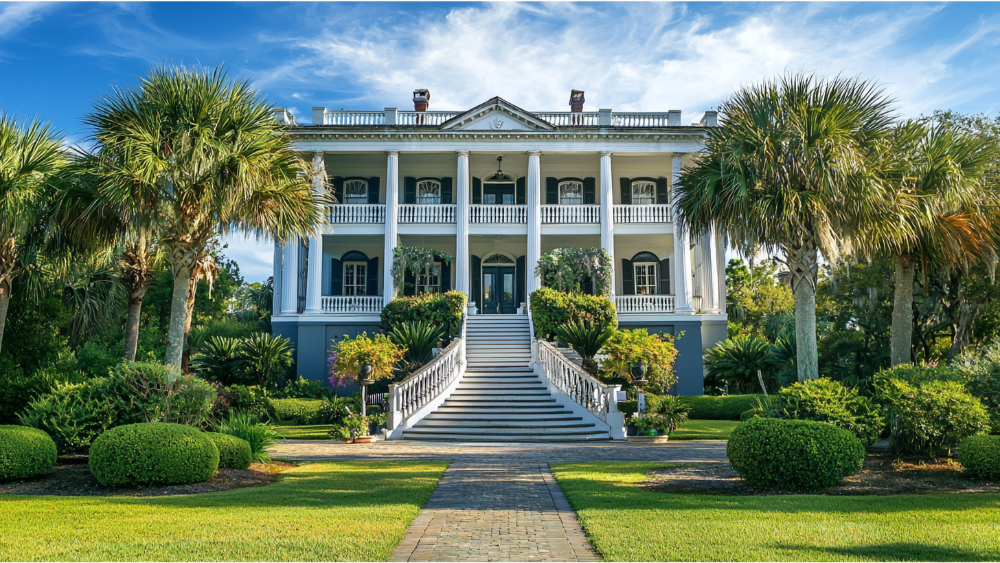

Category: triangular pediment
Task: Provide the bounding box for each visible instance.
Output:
[440,97,555,131]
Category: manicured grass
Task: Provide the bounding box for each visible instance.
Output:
[551,461,1000,562]
[272,424,340,440]
[669,419,739,441]
[0,461,447,561]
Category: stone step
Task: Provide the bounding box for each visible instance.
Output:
[402,427,608,438]
[416,419,590,428]
[425,411,579,419]
[441,400,559,407]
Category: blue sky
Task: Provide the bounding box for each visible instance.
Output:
[4,1,1000,281]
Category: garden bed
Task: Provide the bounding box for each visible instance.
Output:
[643,454,1000,495]
[0,461,292,497]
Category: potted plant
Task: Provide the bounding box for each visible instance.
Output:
[345,413,374,443]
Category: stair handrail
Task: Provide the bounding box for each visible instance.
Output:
[537,340,620,423]
[386,312,466,431]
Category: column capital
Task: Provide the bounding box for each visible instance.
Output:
[600,151,613,157]
[526,150,541,157]
[312,150,325,158]
[385,150,400,157]
[456,149,470,156]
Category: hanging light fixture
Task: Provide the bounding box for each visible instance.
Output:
[492,156,506,181]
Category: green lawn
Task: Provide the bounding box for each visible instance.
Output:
[0,461,447,561]
[669,419,739,441]
[272,424,341,440]
[551,461,1000,562]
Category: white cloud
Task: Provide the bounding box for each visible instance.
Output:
[0,2,49,37]
[221,234,276,283]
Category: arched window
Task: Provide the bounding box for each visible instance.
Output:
[417,179,441,204]
[632,251,659,295]
[631,180,656,205]
[483,254,515,264]
[344,179,369,204]
[341,251,369,296]
[558,180,583,205]
[417,263,441,294]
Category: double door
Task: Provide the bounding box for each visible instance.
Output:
[483,182,515,205]
[482,266,516,314]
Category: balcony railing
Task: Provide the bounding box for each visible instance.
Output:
[535,112,600,126]
[541,204,600,224]
[321,295,383,314]
[469,204,527,224]
[398,204,457,223]
[613,204,671,223]
[612,113,673,127]
[615,295,675,313]
[328,204,386,223]
[320,110,688,128]
[397,111,460,126]
[325,111,386,126]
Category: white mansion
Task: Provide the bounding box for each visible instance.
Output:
[271,90,726,398]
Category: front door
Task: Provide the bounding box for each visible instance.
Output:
[482,266,517,314]
[483,182,515,205]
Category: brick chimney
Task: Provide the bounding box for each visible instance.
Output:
[569,90,585,112]
[413,89,430,112]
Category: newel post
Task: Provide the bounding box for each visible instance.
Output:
[607,384,626,440]
[387,383,402,432]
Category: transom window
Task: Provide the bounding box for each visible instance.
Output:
[631,180,656,205]
[344,179,369,204]
[417,180,441,204]
[343,262,367,296]
[634,263,657,295]
[559,181,583,205]
[417,263,441,295]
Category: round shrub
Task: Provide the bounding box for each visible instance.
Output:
[774,378,885,446]
[0,425,57,481]
[959,435,1000,480]
[89,423,219,487]
[206,433,252,470]
[727,418,865,490]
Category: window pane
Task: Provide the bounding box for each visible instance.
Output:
[559,181,583,205]
[345,180,369,204]
[634,263,657,295]
[632,181,655,205]
[503,274,513,301]
[417,180,441,204]
[485,193,497,204]
[484,274,493,300]
[502,193,514,205]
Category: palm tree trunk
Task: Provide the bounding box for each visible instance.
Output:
[123,292,144,362]
[181,278,198,373]
[786,243,819,382]
[890,254,916,366]
[165,268,193,371]
[0,279,10,358]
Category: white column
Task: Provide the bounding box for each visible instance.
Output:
[304,152,326,314]
[599,152,615,288]
[526,151,542,297]
[280,238,299,315]
[705,223,721,313]
[272,239,283,315]
[672,154,694,313]
[455,150,471,298]
[383,151,400,304]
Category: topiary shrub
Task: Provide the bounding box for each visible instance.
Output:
[960,435,1000,480]
[206,432,252,470]
[381,291,466,339]
[773,378,885,446]
[727,418,865,490]
[529,288,617,341]
[0,425,58,481]
[878,378,991,456]
[685,395,766,420]
[270,398,325,424]
[89,423,219,487]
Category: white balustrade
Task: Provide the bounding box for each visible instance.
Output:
[398,204,457,223]
[469,205,527,224]
[324,111,386,126]
[397,111,460,126]
[540,204,601,224]
[613,204,672,223]
[328,204,386,223]
[538,341,618,423]
[612,113,673,127]
[535,112,599,126]
[388,314,466,425]
[614,295,675,313]
[321,110,684,129]
[320,295,384,314]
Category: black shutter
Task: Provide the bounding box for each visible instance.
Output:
[330,258,343,296]
[330,176,344,204]
[297,239,307,313]
[366,257,379,296]
[546,177,559,204]
[516,255,526,306]
[403,269,416,296]
[659,258,671,295]
[583,276,594,295]
[368,177,381,204]
[471,255,482,307]
[656,177,669,205]
[583,177,596,205]
[403,177,417,204]
[440,177,453,204]
[472,178,482,204]
[516,177,526,205]
[620,177,632,205]
[440,261,451,292]
[622,258,635,295]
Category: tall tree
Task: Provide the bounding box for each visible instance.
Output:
[677,74,898,382]
[82,65,326,370]
[0,114,63,357]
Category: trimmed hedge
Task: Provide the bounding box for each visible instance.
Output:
[381,291,466,339]
[271,398,325,424]
[0,425,57,481]
[686,395,766,420]
[960,435,1000,480]
[529,287,617,340]
[727,418,865,490]
[89,423,219,488]
[207,433,252,470]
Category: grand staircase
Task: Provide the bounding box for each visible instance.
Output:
[401,315,611,441]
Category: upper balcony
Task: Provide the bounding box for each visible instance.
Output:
[325,203,673,226]
[317,108,697,129]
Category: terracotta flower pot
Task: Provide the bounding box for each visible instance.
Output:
[354,436,376,444]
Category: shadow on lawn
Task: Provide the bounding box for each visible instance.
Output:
[772,542,1000,561]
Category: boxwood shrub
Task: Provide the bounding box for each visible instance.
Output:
[773,378,885,446]
[0,425,57,481]
[381,291,466,339]
[89,423,219,487]
[686,395,766,420]
[959,435,1000,480]
[529,288,616,340]
[727,418,865,490]
[206,433,252,470]
[270,398,325,424]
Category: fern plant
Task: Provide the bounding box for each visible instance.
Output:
[390,320,446,369]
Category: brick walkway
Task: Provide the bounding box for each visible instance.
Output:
[271,440,727,562]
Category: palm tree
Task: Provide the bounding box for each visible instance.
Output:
[0,114,63,357]
[677,74,898,382]
[82,65,326,370]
